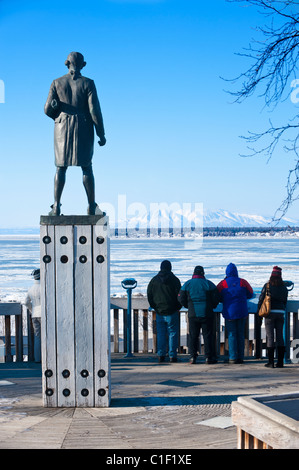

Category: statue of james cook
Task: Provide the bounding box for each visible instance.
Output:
[44,52,106,216]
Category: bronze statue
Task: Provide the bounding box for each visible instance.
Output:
[44,52,106,216]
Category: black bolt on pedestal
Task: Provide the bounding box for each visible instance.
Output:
[62,369,70,378]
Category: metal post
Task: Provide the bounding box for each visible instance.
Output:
[283,281,294,363]
[121,278,137,358]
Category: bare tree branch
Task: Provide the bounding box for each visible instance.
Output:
[225,0,299,221]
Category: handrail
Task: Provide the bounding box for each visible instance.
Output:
[110,296,299,361]
[1,298,298,362]
[0,303,34,362]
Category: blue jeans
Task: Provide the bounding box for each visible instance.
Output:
[225,317,246,361]
[156,312,179,358]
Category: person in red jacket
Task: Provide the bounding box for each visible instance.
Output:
[217,263,254,364]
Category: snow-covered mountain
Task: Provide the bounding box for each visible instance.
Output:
[1,209,297,235]
[116,207,298,229]
[202,209,298,228]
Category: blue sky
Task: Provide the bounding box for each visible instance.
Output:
[0,0,298,227]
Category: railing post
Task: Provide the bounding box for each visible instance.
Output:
[215,312,221,357]
[177,311,181,353]
[15,312,23,362]
[142,310,148,353]
[244,316,249,357]
[26,309,34,362]
[293,311,299,341]
[4,315,12,362]
[123,309,127,353]
[113,309,119,353]
[133,309,139,353]
[284,310,291,362]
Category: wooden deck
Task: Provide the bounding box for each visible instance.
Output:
[0,354,298,450]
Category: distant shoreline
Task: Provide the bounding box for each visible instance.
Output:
[0,226,298,239]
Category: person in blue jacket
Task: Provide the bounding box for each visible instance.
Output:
[217,263,254,364]
[178,266,220,364]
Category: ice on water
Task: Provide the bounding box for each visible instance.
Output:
[0,235,298,303]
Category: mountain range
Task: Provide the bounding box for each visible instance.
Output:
[202,209,298,228]
[116,208,299,229]
[0,209,298,235]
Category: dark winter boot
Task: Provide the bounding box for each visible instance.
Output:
[265,347,275,368]
[276,346,285,368]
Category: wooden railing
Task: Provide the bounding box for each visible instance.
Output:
[111,297,299,361]
[1,297,298,362]
[0,303,34,362]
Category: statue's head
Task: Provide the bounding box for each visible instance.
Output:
[65,52,86,76]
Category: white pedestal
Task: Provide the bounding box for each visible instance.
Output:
[40,215,110,407]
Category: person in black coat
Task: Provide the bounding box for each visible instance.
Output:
[258,266,288,368]
[147,260,181,362]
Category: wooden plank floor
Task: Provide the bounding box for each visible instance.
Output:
[0,354,298,449]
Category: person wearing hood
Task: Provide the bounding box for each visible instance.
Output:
[257,266,288,368]
[24,269,42,363]
[147,260,181,363]
[217,263,254,364]
[178,266,220,364]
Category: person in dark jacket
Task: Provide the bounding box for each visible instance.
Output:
[178,266,220,364]
[258,266,288,368]
[147,260,181,362]
[217,263,254,364]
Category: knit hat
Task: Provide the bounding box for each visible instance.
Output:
[31,269,40,280]
[193,265,205,276]
[271,266,282,277]
[160,260,172,272]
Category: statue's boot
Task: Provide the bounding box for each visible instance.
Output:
[48,202,61,216]
[87,202,105,217]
